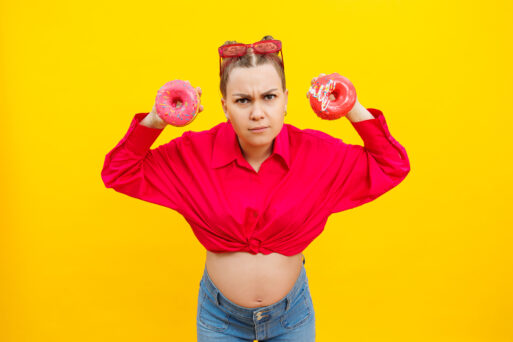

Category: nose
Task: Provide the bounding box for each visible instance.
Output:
[249,100,265,120]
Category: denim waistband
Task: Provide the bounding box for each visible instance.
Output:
[200,257,308,322]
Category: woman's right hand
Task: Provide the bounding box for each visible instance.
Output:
[149,83,204,128]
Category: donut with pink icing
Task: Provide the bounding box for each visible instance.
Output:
[307,73,357,120]
[155,80,200,127]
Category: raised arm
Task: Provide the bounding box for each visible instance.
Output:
[326,105,410,214]
[101,112,186,212]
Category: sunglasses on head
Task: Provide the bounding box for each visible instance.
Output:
[218,39,284,76]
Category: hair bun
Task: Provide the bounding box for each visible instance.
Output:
[222,40,239,46]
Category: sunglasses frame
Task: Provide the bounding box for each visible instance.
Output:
[218,39,284,76]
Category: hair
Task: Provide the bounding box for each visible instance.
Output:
[219,35,286,99]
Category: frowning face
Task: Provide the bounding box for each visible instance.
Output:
[221,63,288,159]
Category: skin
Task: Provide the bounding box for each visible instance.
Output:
[221,63,288,170]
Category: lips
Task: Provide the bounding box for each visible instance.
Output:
[249,126,269,130]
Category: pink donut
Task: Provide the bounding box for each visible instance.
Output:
[155,80,200,127]
[307,73,356,120]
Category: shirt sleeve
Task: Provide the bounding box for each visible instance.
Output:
[326,108,411,214]
[101,112,186,212]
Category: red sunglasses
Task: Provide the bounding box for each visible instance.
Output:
[218,39,284,76]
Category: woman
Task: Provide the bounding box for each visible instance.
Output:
[101,35,410,341]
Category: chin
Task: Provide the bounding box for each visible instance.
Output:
[246,134,272,145]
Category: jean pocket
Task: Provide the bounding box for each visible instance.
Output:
[280,291,312,330]
[198,291,231,333]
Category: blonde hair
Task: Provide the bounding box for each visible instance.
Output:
[219,35,286,99]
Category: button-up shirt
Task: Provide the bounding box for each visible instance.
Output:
[101,108,410,256]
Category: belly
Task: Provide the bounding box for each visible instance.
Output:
[205,251,304,308]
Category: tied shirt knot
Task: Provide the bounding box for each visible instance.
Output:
[248,237,262,254]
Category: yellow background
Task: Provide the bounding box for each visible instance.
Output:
[1,0,512,341]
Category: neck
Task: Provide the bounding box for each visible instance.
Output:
[238,137,274,163]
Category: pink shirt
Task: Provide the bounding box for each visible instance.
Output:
[101,109,410,256]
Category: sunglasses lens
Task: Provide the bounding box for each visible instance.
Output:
[254,41,279,53]
[222,45,246,57]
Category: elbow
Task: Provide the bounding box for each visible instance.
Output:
[101,159,120,188]
[394,159,410,182]
[401,159,411,177]
[392,161,410,190]
[101,154,114,188]
[101,169,114,188]
[396,146,411,178]
[402,152,411,177]
[384,157,410,186]
[379,154,411,180]
[384,161,410,195]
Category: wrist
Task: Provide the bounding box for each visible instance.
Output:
[140,111,167,129]
[346,101,374,123]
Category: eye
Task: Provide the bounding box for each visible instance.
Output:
[235,94,276,104]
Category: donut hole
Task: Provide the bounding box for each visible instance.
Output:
[330,90,339,102]
[171,97,183,108]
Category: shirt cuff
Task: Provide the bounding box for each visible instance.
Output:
[350,108,408,160]
[124,112,165,156]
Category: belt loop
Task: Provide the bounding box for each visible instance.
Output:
[285,296,290,311]
[216,290,221,306]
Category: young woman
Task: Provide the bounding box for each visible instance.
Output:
[101,35,410,341]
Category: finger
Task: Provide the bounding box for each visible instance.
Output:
[313,74,326,82]
[199,105,204,112]
[311,73,326,84]
[197,87,202,96]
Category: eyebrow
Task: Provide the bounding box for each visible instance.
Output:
[232,88,279,97]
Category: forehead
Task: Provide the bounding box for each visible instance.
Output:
[227,64,281,95]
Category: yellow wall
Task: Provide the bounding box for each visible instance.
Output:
[1,0,512,341]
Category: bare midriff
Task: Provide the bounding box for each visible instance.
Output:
[205,250,305,308]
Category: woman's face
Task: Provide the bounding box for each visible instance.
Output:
[221,63,288,157]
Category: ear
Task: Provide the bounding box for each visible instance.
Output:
[221,98,229,121]
[284,89,288,112]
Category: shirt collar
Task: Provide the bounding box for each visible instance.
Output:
[211,120,290,170]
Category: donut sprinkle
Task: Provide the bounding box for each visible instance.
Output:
[308,79,336,112]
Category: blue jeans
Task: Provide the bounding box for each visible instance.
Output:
[196,255,315,341]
